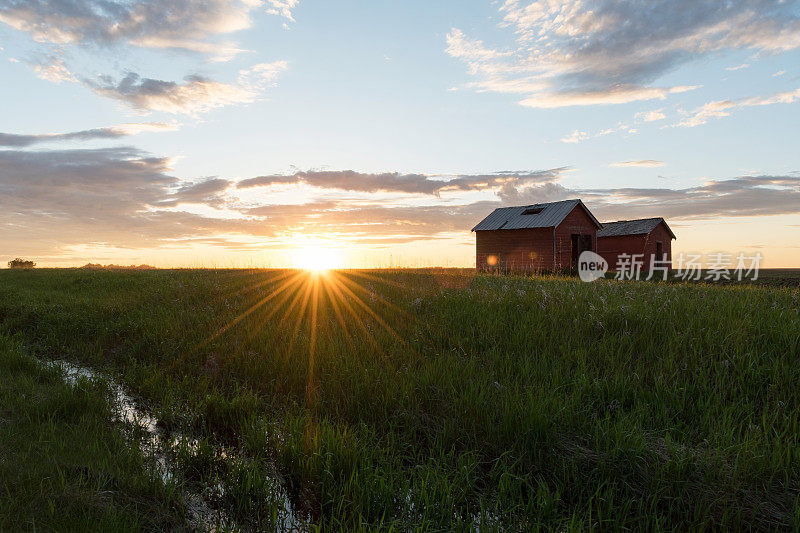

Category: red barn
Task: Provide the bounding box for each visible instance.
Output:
[597,218,676,271]
[472,199,602,271]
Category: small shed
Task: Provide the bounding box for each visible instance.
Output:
[472,199,602,271]
[597,217,676,270]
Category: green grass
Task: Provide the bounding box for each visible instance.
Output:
[0,268,798,530]
[0,331,186,531]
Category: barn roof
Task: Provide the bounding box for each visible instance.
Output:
[471,199,601,231]
[597,217,676,239]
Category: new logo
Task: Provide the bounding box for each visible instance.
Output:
[578,251,608,282]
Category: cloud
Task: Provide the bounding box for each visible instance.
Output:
[496,180,573,206]
[0,146,268,258]
[582,175,800,220]
[725,63,750,71]
[672,87,800,127]
[560,121,638,144]
[83,63,287,114]
[561,130,589,144]
[773,70,786,77]
[520,85,698,109]
[0,123,177,147]
[0,0,277,60]
[2,137,800,260]
[237,60,290,90]
[0,146,177,219]
[610,160,665,168]
[635,109,667,122]
[0,146,497,257]
[673,100,739,127]
[2,2,291,117]
[162,178,232,208]
[742,87,800,106]
[30,55,76,83]
[265,0,300,22]
[495,172,800,221]
[237,168,567,196]
[567,82,800,140]
[447,1,800,108]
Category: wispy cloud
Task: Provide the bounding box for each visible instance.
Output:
[84,62,288,115]
[0,0,281,61]
[561,130,589,144]
[0,123,177,147]
[446,0,800,108]
[238,169,567,196]
[1,0,292,116]
[499,173,800,221]
[265,0,300,23]
[582,175,800,220]
[634,109,667,122]
[560,121,638,144]
[672,87,800,127]
[609,160,664,168]
[163,178,233,208]
[29,55,76,83]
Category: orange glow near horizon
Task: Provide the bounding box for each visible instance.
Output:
[11,215,800,269]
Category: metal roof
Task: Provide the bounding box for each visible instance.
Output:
[597,217,676,239]
[471,199,601,231]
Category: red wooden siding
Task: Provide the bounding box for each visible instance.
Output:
[598,222,673,270]
[476,227,555,270]
[476,205,598,271]
[553,205,598,269]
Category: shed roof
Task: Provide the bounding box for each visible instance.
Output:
[597,217,676,239]
[471,199,601,231]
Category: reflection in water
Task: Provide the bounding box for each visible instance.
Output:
[47,359,305,532]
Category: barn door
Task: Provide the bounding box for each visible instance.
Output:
[571,234,594,269]
[582,234,593,254]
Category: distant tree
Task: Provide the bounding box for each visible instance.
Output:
[8,258,36,269]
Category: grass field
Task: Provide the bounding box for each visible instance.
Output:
[0,332,186,531]
[1,268,798,530]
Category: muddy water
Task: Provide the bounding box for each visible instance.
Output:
[46,359,305,532]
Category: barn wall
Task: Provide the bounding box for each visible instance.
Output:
[597,234,647,271]
[598,222,673,271]
[553,205,599,269]
[476,228,555,270]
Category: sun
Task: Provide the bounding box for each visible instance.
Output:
[291,246,344,272]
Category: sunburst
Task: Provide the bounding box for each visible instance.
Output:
[181,269,423,405]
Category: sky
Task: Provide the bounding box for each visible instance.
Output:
[1,0,799,268]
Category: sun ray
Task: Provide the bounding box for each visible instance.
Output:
[280,272,315,372]
[243,272,308,344]
[343,269,409,289]
[321,272,418,367]
[319,275,356,352]
[173,270,306,370]
[333,277,408,349]
[336,271,416,320]
[156,268,430,403]
[307,274,320,405]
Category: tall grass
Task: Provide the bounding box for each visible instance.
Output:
[0,268,798,529]
[0,331,186,531]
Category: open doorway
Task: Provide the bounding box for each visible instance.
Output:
[571,234,593,269]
